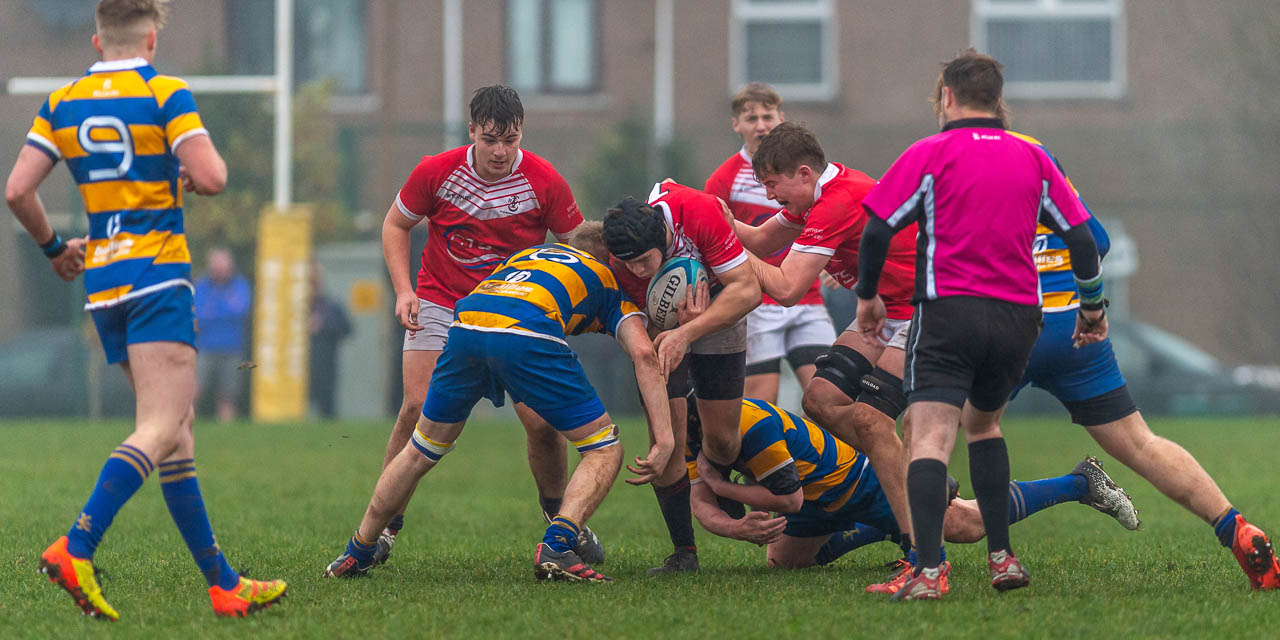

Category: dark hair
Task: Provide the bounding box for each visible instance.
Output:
[469,85,524,136]
[938,49,1004,114]
[731,82,782,115]
[752,121,826,178]
[602,197,667,260]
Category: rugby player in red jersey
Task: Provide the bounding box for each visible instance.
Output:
[603,182,762,574]
[729,121,921,571]
[704,83,834,407]
[376,85,604,564]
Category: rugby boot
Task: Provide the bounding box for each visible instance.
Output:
[39,536,119,621]
[947,475,961,505]
[646,546,700,576]
[574,525,605,566]
[372,527,396,566]
[209,577,287,617]
[1071,456,1140,530]
[1229,515,1280,590]
[988,549,1030,592]
[889,563,950,601]
[533,543,611,582]
[868,560,950,595]
[323,551,374,578]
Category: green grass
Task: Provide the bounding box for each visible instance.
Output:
[2,414,1278,638]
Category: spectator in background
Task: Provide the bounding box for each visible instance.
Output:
[309,263,351,419]
[195,247,251,422]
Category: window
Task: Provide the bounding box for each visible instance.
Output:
[971,0,1125,99]
[226,0,368,95]
[506,0,599,94]
[730,0,838,101]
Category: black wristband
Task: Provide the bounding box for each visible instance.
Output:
[39,232,68,259]
[1079,298,1110,313]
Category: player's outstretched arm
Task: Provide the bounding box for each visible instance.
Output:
[381,204,425,331]
[690,481,787,545]
[174,134,226,195]
[751,249,828,307]
[696,452,803,513]
[618,315,675,485]
[6,146,84,282]
[733,214,800,258]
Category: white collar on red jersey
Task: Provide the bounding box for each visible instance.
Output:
[465,144,525,184]
[811,162,841,202]
[737,146,752,164]
[89,57,149,73]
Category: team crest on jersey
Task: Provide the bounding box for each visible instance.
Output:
[443,225,506,270]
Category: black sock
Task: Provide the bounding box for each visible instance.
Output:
[969,437,1012,553]
[653,477,696,549]
[906,459,949,569]
[539,495,563,524]
[388,514,404,534]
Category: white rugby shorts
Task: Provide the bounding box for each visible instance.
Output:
[745,304,837,366]
[402,299,455,351]
[843,316,911,349]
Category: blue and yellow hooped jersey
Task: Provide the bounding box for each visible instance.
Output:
[26,57,206,310]
[1008,131,1111,313]
[452,243,645,344]
[687,399,869,512]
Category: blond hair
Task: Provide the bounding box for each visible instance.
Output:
[567,221,609,263]
[95,0,169,48]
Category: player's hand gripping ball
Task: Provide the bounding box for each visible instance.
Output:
[646,257,707,330]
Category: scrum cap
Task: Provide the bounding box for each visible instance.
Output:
[603,197,667,260]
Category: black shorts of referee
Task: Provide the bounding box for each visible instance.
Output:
[902,296,1043,412]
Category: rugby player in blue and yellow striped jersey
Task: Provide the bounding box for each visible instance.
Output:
[684,398,1137,573]
[324,223,674,583]
[5,0,284,620]
[1007,131,1280,590]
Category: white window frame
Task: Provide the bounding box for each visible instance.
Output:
[971,0,1126,100]
[729,0,839,102]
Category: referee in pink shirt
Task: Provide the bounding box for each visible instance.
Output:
[853,50,1108,600]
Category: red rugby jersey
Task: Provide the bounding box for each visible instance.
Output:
[774,163,917,320]
[394,145,583,308]
[614,180,749,309]
[705,148,823,306]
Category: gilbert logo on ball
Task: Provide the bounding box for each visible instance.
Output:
[646,257,707,331]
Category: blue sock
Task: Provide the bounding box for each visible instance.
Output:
[66,444,154,558]
[542,516,580,553]
[1214,508,1241,548]
[1008,475,1088,524]
[815,524,890,566]
[159,459,241,590]
[907,546,946,566]
[345,532,378,564]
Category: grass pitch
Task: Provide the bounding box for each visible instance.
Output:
[2,412,1278,638]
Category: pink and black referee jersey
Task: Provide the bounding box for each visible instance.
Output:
[862,117,1091,307]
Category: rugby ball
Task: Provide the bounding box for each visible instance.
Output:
[646,257,708,331]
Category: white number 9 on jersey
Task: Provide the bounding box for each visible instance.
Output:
[78,116,134,181]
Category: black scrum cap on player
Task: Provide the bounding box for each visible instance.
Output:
[603,197,667,260]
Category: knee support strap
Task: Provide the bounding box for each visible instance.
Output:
[858,367,908,420]
[411,427,456,461]
[571,424,620,454]
[812,345,874,401]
